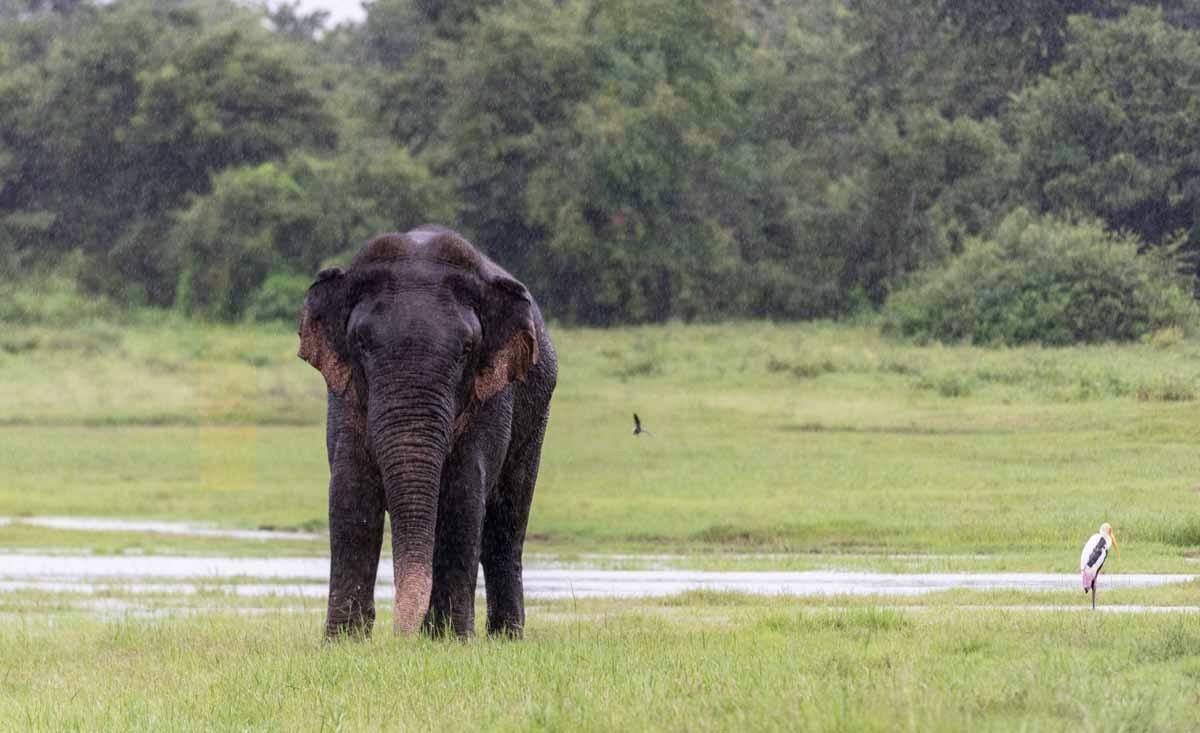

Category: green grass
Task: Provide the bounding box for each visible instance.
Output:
[3,318,1198,730]
[1,319,1198,569]
[0,523,329,557]
[0,317,322,425]
[2,598,1199,731]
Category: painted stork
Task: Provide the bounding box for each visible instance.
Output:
[1080,522,1119,609]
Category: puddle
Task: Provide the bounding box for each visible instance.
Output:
[1,516,322,541]
[0,555,1192,601]
[955,605,1200,614]
[522,551,998,570]
[0,555,328,581]
[501,570,1195,598]
[0,580,330,598]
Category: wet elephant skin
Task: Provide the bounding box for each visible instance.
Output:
[298,225,556,639]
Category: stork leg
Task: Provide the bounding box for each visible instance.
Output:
[1091,584,1096,610]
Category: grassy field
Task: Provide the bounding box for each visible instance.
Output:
[1,318,1199,569]
[2,317,1199,730]
[2,596,1200,731]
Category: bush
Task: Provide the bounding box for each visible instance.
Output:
[0,252,120,326]
[882,209,1200,346]
[245,272,312,323]
[169,162,308,321]
[168,151,449,322]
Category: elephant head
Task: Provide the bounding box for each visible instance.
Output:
[298,226,538,634]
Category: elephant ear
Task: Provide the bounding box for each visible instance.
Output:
[473,274,539,403]
[298,267,353,396]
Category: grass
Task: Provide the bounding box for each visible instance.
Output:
[1,319,1199,569]
[1,597,1199,731]
[2,320,1200,569]
[0,317,322,425]
[0,522,328,557]
[2,315,1199,728]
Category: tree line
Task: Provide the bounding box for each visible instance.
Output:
[2,0,1199,333]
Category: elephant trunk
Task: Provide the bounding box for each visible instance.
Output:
[369,373,455,635]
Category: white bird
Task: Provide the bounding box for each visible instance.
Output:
[1080,522,1119,610]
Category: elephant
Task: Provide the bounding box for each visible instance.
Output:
[298,224,556,639]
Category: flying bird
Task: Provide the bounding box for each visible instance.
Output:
[632,413,652,436]
[1080,522,1119,610]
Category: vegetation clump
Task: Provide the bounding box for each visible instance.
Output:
[883,210,1200,346]
[4,1,1200,331]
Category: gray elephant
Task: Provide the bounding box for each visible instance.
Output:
[298,225,556,639]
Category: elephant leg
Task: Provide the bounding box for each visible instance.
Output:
[424,441,491,639]
[427,422,501,638]
[425,406,515,639]
[325,439,385,639]
[482,410,548,639]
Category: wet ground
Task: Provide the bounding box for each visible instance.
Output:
[1,517,1195,616]
[0,554,1193,601]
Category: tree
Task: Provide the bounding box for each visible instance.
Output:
[169,146,450,319]
[1010,7,1200,286]
[171,162,308,320]
[843,0,1198,119]
[702,0,859,318]
[15,0,337,302]
[362,0,429,65]
[789,112,1010,309]
[412,0,504,39]
[429,0,595,283]
[267,1,331,41]
[512,0,747,323]
[0,19,49,265]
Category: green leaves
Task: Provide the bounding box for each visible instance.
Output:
[169,147,448,321]
[1,0,337,303]
[3,0,1200,333]
[1010,7,1200,246]
[883,210,1200,345]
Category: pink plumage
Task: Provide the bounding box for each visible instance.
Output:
[1081,566,1098,592]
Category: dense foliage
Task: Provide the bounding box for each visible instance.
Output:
[1,0,1199,336]
[882,210,1200,345]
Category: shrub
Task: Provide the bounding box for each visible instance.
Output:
[0,252,120,326]
[245,272,312,323]
[882,209,1200,346]
[169,162,308,321]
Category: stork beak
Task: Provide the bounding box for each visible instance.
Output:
[1109,528,1119,560]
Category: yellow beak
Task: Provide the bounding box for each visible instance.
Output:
[1109,529,1119,560]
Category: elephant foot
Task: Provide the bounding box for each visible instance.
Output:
[486,616,524,640]
[324,618,374,641]
[324,602,375,641]
[423,604,476,639]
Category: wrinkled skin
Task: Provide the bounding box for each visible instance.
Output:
[298,225,556,639]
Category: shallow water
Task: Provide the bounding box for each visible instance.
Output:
[0,555,1192,600]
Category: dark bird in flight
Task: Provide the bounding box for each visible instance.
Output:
[632,413,652,436]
